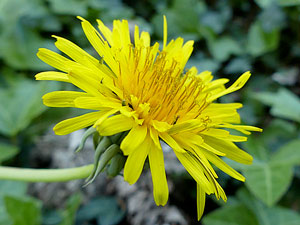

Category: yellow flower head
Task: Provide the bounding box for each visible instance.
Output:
[36,16,262,220]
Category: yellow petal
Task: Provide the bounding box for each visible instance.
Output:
[174,151,213,194]
[200,142,226,156]
[120,125,147,155]
[208,71,251,101]
[54,33,115,79]
[54,111,105,135]
[198,70,213,83]
[37,48,76,72]
[151,120,172,132]
[176,132,204,146]
[197,183,206,221]
[163,15,167,49]
[215,182,227,202]
[124,135,150,184]
[68,70,101,97]
[74,96,121,110]
[168,119,203,135]
[97,114,135,136]
[202,135,253,165]
[53,35,99,66]
[202,149,245,182]
[204,78,229,93]
[140,31,150,47]
[159,132,185,153]
[172,134,219,179]
[35,71,69,82]
[97,19,113,45]
[216,124,263,135]
[149,142,169,206]
[43,91,88,107]
[80,19,119,75]
[149,127,161,149]
[201,128,247,142]
[94,108,120,127]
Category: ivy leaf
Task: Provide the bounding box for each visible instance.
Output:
[4,196,42,225]
[59,193,82,225]
[254,0,275,8]
[253,88,300,123]
[76,196,125,225]
[0,78,59,136]
[224,57,252,74]
[0,25,54,70]
[0,0,58,70]
[208,36,242,62]
[242,161,293,206]
[247,21,280,57]
[0,181,28,225]
[271,140,300,166]
[278,0,300,6]
[237,188,300,225]
[202,203,259,225]
[48,0,89,16]
[0,143,19,164]
[152,0,206,41]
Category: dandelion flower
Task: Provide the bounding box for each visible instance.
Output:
[36,16,262,220]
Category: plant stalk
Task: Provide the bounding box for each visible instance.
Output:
[0,164,94,182]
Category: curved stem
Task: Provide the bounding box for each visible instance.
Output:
[0,164,94,182]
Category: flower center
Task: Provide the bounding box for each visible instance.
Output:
[115,45,209,125]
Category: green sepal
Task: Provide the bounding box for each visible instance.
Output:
[75,126,97,153]
[93,131,103,149]
[109,133,124,144]
[84,137,112,184]
[84,144,120,186]
[107,153,126,177]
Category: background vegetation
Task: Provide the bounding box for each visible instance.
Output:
[0,0,300,224]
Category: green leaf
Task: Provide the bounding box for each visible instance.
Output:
[77,196,125,225]
[152,0,206,41]
[253,88,300,122]
[48,0,89,16]
[237,188,300,225]
[254,0,275,8]
[0,181,28,225]
[0,181,28,198]
[272,67,299,86]
[202,203,259,225]
[59,193,82,225]
[200,5,231,34]
[0,0,48,26]
[186,54,220,74]
[242,161,293,206]
[271,140,300,166]
[0,25,54,70]
[0,143,19,164]
[278,0,300,6]
[0,78,60,136]
[224,57,252,74]
[264,207,300,225]
[247,21,280,57]
[4,195,42,225]
[208,36,242,62]
[243,136,269,161]
[258,4,286,32]
[0,0,58,70]
[255,0,300,7]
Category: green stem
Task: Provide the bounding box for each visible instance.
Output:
[0,164,94,182]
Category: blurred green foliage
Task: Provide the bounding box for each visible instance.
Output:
[0,0,299,224]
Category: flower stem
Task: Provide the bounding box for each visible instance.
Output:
[0,164,94,182]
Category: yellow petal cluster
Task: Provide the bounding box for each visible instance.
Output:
[36,16,262,220]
